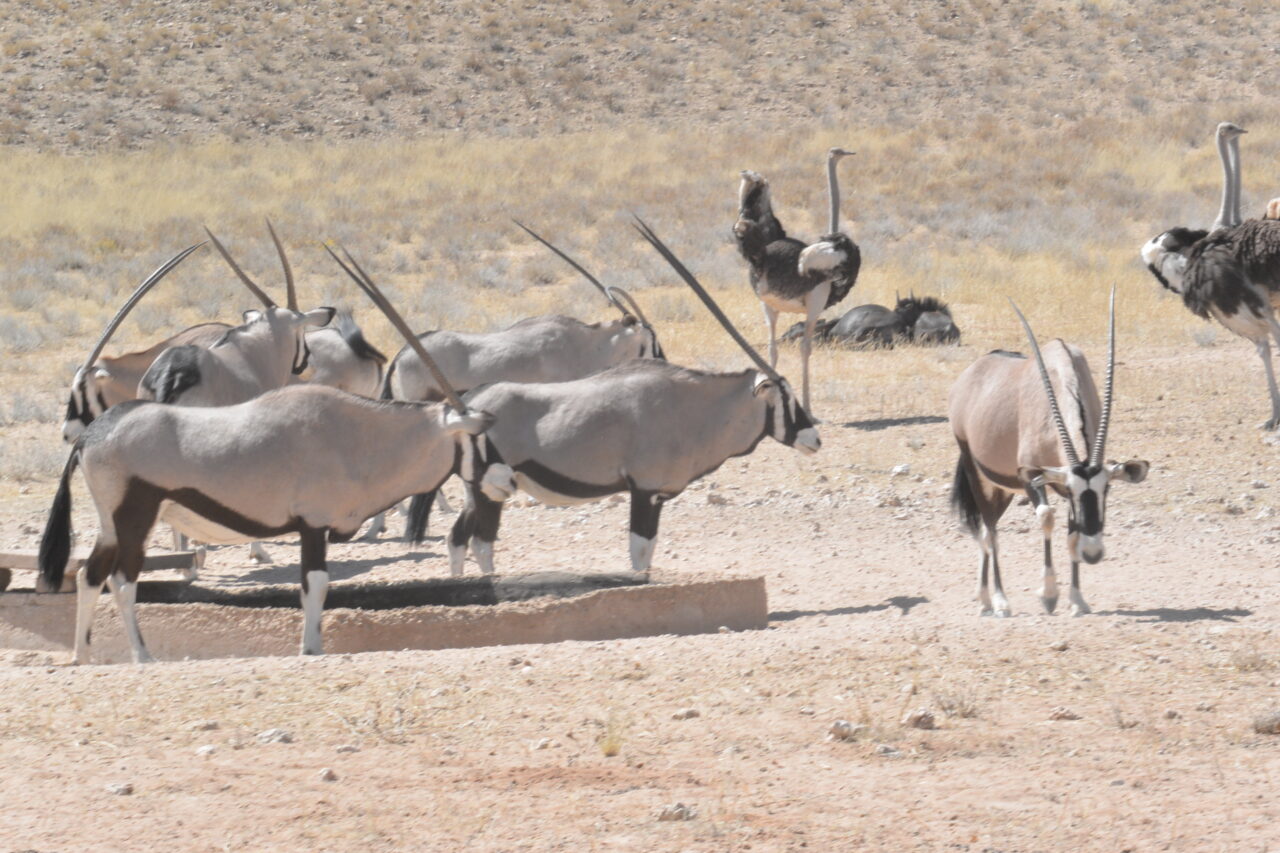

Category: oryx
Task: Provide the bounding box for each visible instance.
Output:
[948,291,1149,617]
[295,309,387,397]
[60,244,216,443]
[37,247,493,663]
[445,218,820,577]
[139,226,335,407]
[376,221,665,542]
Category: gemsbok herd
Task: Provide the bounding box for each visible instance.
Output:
[30,125,1280,663]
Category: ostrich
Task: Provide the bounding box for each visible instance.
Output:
[1142,218,1280,427]
[1210,122,1246,232]
[733,147,861,415]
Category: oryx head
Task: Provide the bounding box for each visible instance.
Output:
[206,223,335,376]
[1140,227,1207,295]
[512,220,666,361]
[632,216,821,455]
[1012,289,1148,565]
[62,242,207,442]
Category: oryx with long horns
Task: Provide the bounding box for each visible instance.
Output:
[445,218,819,577]
[948,290,1149,617]
[139,224,335,407]
[378,221,666,542]
[38,246,493,664]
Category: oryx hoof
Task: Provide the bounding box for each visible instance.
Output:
[132,651,156,665]
[1041,595,1059,615]
[249,543,272,564]
[1070,603,1092,617]
[1261,417,1280,430]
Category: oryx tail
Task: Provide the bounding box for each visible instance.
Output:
[38,448,80,593]
[950,447,982,537]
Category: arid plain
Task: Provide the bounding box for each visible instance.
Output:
[2,1,1279,850]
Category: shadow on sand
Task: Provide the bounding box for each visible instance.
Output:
[770,595,928,623]
[840,415,947,432]
[212,547,445,586]
[1101,606,1252,623]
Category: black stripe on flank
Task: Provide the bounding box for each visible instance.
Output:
[164,486,304,539]
[513,460,625,500]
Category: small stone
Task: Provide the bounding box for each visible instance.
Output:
[1049,707,1081,721]
[902,708,935,730]
[799,706,815,716]
[335,744,360,754]
[706,493,729,506]
[532,737,554,750]
[672,708,700,720]
[1252,710,1280,734]
[319,767,338,782]
[190,720,219,731]
[827,720,865,742]
[657,802,697,822]
[874,743,900,756]
[1049,640,1069,652]
[1195,702,1216,712]
[257,728,293,744]
[1163,709,1180,720]
[891,464,911,477]
[195,745,216,756]
[1110,779,1126,787]
[106,783,133,796]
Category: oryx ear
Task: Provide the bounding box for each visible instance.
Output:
[1108,459,1150,483]
[92,366,110,381]
[303,306,336,328]
[752,373,776,397]
[621,314,638,327]
[1019,466,1069,488]
[243,309,263,324]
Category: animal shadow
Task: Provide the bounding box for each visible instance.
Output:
[840,415,947,432]
[770,595,928,623]
[1101,606,1252,623]
[224,549,444,585]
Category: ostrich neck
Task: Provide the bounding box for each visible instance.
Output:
[1229,136,1242,227]
[1213,131,1232,230]
[826,157,841,234]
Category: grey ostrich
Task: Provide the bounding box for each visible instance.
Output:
[733,147,861,415]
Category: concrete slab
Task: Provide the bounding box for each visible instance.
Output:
[0,572,767,664]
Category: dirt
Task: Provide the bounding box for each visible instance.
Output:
[1,340,1279,851]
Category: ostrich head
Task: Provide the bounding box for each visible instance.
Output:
[1216,121,1246,142]
[827,147,855,161]
[1140,227,1208,295]
[737,170,772,220]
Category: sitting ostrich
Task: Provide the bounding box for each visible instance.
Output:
[733,147,861,415]
[781,294,960,348]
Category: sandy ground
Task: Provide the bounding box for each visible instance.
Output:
[1,340,1279,851]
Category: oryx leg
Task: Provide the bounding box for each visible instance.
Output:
[762,303,780,368]
[800,281,832,416]
[978,490,1013,618]
[467,488,504,575]
[73,545,112,665]
[298,528,329,655]
[628,489,665,574]
[362,510,387,540]
[106,571,152,664]
[1065,524,1091,616]
[448,488,477,577]
[1026,483,1058,614]
[249,541,272,564]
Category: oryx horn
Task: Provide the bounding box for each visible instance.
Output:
[80,242,207,372]
[1009,299,1081,466]
[323,244,468,413]
[511,219,626,316]
[266,219,297,311]
[204,227,276,309]
[1088,284,1117,467]
[632,216,782,383]
[605,286,654,327]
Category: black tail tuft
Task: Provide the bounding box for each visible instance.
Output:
[38,450,80,592]
[403,491,433,542]
[335,309,388,365]
[378,357,397,400]
[950,451,982,537]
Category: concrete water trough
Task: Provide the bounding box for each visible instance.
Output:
[0,570,767,664]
